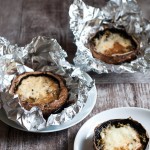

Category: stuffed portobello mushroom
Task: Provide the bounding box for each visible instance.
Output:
[9,72,68,117]
[89,28,139,64]
[93,118,149,150]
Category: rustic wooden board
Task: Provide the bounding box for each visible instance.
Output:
[1,83,150,150]
[0,0,23,44]
[0,0,150,150]
[91,72,150,84]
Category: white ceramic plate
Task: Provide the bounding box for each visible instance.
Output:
[0,73,97,133]
[74,107,150,150]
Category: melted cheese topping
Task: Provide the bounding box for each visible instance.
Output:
[94,31,133,56]
[100,125,142,150]
[16,76,60,104]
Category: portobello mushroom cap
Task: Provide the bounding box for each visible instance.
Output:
[9,72,68,116]
[93,118,149,150]
[88,28,139,64]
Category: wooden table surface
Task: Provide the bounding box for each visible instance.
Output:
[0,0,150,150]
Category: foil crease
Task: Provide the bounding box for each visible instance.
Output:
[69,0,150,73]
[0,36,94,131]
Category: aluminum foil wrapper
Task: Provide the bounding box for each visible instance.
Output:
[0,36,94,131]
[69,0,150,73]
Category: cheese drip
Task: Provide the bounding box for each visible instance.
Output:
[16,76,60,104]
[100,124,142,150]
[94,31,133,56]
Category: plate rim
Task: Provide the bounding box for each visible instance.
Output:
[74,107,150,150]
[0,72,97,133]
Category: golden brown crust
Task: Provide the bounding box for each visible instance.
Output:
[9,72,68,116]
[88,28,139,64]
[91,46,137,64]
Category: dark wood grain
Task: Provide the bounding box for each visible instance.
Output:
[0,0,150,150]
[91,72,150,84]
[68,83,150,150]
[1,83,150,150]
[19,0,76,63]
[0,0,23,44]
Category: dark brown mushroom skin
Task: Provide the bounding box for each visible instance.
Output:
[93,118,149,150]
[88,28,139,64]
[9,72,68,117]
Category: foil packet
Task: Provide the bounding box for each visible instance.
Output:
[69,0,150,73]
[0,36,94,131]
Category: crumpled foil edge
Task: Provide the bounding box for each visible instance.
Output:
[69,0,150,73]
[0,36,94,131]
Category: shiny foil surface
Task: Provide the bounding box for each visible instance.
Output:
[0,36,94,131]
[69,0,150,73]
